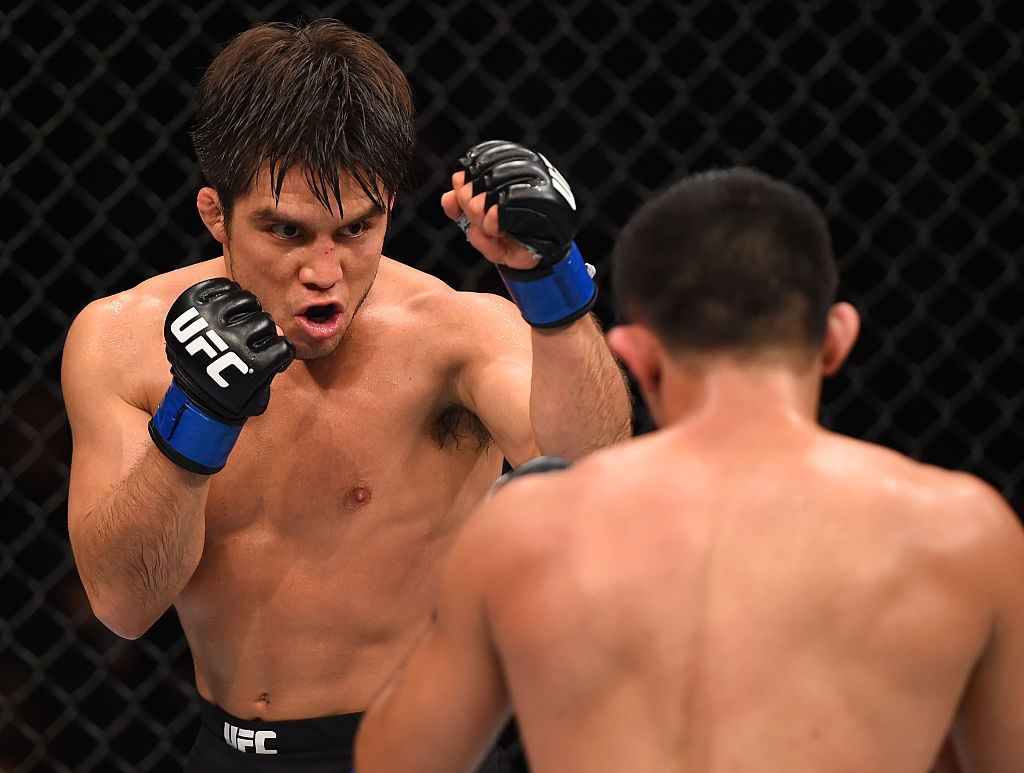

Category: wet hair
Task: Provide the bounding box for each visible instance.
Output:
[611,167,838,355]
[191,18,415,222]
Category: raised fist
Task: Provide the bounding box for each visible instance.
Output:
[149,278,294,473]
[164,278,294,422]
[454,140,579,267]
[452,140,596,327]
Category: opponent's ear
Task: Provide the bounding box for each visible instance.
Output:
[197,188,228,245]
[821,301,860,376]
[606,323,664,400]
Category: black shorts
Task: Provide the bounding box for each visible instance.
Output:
[184,697,361,772]
[184,697,527,772]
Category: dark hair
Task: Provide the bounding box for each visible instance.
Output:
[611,168,838,355]
[191,18,415,221]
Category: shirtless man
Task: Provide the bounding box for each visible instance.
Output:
[61,19,630,771]
[354,167,1024,773]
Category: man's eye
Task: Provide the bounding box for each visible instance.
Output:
[343,221,367,237]
[271,223,300,238]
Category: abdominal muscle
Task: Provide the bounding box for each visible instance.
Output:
[174,424,504,720]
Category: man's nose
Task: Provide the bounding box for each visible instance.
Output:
[298,239,342,290]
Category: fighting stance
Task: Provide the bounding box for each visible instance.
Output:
[62,19,630,770]
[354,168,1024,773]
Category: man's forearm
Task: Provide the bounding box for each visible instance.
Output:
[530,313,632,460]
[71,446,209,639]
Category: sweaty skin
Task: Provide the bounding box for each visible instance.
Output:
[355,347,1024,772]
[63,168,630,719]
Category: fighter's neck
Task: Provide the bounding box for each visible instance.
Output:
[655,360,823,435]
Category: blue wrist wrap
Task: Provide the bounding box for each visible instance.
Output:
[497,242,597,327]
[148,380,244,475]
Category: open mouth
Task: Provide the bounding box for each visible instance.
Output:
[296,303,343,339]
[303,304,338,324]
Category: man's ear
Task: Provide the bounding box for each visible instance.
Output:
[606,323,664,401]
[821,301,860,376]
[197,187,228,245]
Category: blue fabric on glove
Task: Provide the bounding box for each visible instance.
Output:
[497,242,597,327]
[148,380,244,474]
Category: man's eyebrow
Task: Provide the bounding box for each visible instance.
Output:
[249,207,299,224]
[339,202,386,226]
[248,203,386,227]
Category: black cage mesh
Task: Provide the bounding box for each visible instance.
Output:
[3,1,1022,770]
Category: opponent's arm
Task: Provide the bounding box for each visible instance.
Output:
[355,459,567,772]
[932,739,964,773]
[64,279,293,638]
[444,141,631,462]
[946,482,1024,772]
[353,495,512,773]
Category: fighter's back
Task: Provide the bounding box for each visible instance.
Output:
[480,417,1021,773]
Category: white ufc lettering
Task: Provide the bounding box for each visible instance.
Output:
[170,307,208,342]
[207,351,249,387]
[185,328,228,359]
[169,306,253,389]
[223,721,277,754]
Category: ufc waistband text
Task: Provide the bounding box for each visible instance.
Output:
[223,721,277,754]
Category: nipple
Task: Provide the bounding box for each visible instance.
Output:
[348,484,372,507]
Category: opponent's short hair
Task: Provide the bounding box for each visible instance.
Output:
[191,18,415,221]
[611,168,838,355]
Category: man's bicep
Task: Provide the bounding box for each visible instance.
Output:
[63,308,155,529]
[469,356,540,468]
[455,299,539,468]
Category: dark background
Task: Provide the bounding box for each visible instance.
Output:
[2,0,1021,770]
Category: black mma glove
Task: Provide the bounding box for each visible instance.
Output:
[148,278,295,474]
[487,455,570,499]
[454,140,597,327]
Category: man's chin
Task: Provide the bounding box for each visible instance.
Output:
[292,336,343,361]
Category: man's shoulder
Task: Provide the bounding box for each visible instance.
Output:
[70,259,224,331]
[63,259,225,384]
[486,430,1018,544]
[369,258,525,353]
[376,257,518,322]
[817,431,1022,557]
[468,445,638,549]
[449,464,578,587]
[818,431,997,506]
[455,443,668,609]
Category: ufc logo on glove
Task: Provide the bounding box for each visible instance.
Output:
[169,306,251,388]
[148,278,295,474]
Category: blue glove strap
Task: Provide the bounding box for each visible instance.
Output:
[497,242,597,327]
[148,380,243,474]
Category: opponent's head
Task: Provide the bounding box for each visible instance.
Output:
[191,18,415,225]
[191,19,415,361]
[608,168,859,418]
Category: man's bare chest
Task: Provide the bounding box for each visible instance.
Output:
[198,369,495,541]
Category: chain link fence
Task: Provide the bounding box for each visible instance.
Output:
[3,0,1021,769]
